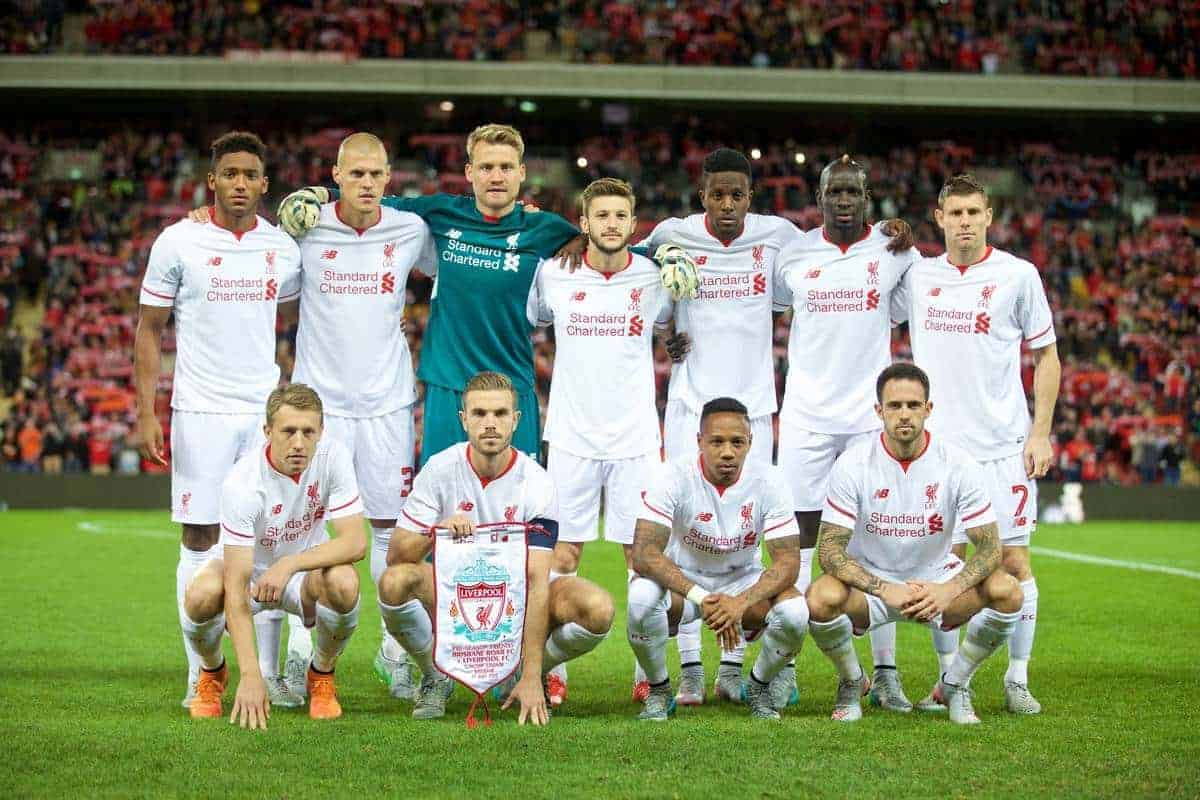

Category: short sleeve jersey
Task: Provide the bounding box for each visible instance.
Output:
[893,246,1057,458]
[140,213,301,413]
[219,437,363,576]
[380,194,578,395]
[821,432,996,583]
[291,203,435,417]
[400,442,558,550]
[643,213,801,419]
[530,252,670,459]
[775,225,914,434]
[639,457,799,577]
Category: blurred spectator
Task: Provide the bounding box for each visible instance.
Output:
[40,421,64,473]
[1161,432,1184,486]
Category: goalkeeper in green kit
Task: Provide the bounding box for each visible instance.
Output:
[278,123,699,465]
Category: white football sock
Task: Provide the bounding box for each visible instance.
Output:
[932,625,959,674]
[627,570,647,684]
[180,610,225,671]
[676,619,702,666]
[287,612,313,659]
[1005,578,1038,685]
[945,608,1019,687]
[869,623,897,669]
[380,598,436,676]
[369,525,407,660]
[254,610,284,678]
[808,615,863,683]
[627,577,670,685]
[312,600,359,673]
[176,543,216,673]
[544,622,607,672]
[750,597,808,683]
[796,547,815,592]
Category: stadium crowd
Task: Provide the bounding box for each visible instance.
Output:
[2,0,1196,79]
[0,122,1196,485]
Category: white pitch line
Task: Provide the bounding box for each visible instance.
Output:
[77,520,177,540]
[1032,546,1200,581]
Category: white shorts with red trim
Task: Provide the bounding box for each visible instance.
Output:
[322,407,415,521]
[778,422,877,511]
[549,446,660,545]
[171,411,263,525]
[951,452,1036,546]
[858,557,965,634]
[247,568,313,625]
[663,400,775,466]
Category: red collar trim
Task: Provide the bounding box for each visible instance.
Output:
[466,444,518,489]
[951,245,993,276]
[698,455,741,497]
[264,443,301,484]
[481,213,501,223]
[703,214,743,247]
[880,430,930,474]
[208,206,257,241]
[583,250,632,278]
[334,200,382,236]
[822,223,872,254]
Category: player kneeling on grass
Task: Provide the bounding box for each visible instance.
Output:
[377,371,614,724]
[628,397,808,721]
[181,383,366,727]
[808,363,1023,725]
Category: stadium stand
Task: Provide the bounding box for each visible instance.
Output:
[0,118,1195,483]
[0,1,1185,78]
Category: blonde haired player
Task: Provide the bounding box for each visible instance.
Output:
[181,384,366,727]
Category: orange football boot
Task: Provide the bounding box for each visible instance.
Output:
[190,662,228,719]
[307,666,343,720]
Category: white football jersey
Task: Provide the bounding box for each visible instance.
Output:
[640,456,799,576]
[822,431,996,583]
[140,213,301,413]
[401,443,558,550]
[529,252,669,459]
[292,203,435,417]
[775,225,914,434]
[643,213,801,419]
[893,246,1056,458]
[219,437,363,576]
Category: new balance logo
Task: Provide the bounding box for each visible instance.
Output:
[628,315,644,337]
[571,291,586,302]
[927,513,944,534]
[752,273,767,295]
[264,279,277,301]
[321,249,338,260]
[928,287,941,296]
[206,256,222,267]
[458,501,474,512]
[380,272,395,294]
[695,512,713,522]
[873,488,890,500]
[695,256,708,265]
[805,269,821,279]
[271,504,283,515]
[866,289,881,310]
[448,229,462,240]
[742,531,758,547]
[974,312,991,334]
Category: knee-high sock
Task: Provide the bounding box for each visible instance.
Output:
[286,611,313,661]
[627,569,647,683]
[808,615,863,683]
[796,548,815,592]
[546,569,578,680]
[181,610,225,671]
[945,608,1019,687]
[932,625,959,675]
[177,544,217,673]
[750,597,808,683]
[255,609,284,678]
[312,601,359,673]
[676,618,703,666]
[370,525,406,660]
[544,622,608,672]
[869,623,897,669]
[1005,578,1037,684]
[380,599,436,676]
[627,577,671,685]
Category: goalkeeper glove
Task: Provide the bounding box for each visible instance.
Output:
[655,243,700,301]
[276,186,330,238]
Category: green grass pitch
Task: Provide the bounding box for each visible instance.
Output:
[2,511,1198,798]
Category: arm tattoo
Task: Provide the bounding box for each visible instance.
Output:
[817,521,887,596]
[631,519,697,598]
[741,534,801,607]
[955,522,1001,592]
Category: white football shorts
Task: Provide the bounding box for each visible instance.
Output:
[549,447,660,545]
[322,406,415,521]
[777,422,877,511]
[951,452,1036,547]
[171,410,263,524]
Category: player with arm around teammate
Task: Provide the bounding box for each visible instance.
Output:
[628,398,809,721]
[376,372,614,724]
[181,384,366,727]
[807,363,1023,724]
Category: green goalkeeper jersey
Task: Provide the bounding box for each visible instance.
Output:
[380,194,578,395]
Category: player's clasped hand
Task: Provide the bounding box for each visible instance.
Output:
[230,677,270,730]
[900,580,959,622]
[502,675,549,726]
[878,582,916,612]
[252,558,295,604]
[702,593,748,652]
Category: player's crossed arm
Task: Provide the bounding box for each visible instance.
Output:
[706,534,803,652]
[817,521,912,611]
[904,521,1002,623]
[630,518,699,601]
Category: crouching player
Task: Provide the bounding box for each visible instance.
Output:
[628,398,808,721]
[181,384,365,727]
[808,363,1023,724]
[377,371,614,724]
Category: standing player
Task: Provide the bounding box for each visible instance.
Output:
[808,363,1024,725]
[529,177,670,706]
[181,384,365,726]
[283,132,436,702]
[893,174,1060,714]
[376,371,614,723]
[638,147,801,707]
[774,155,916,713]
[628,398,808,721]
[135,131,302,709]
